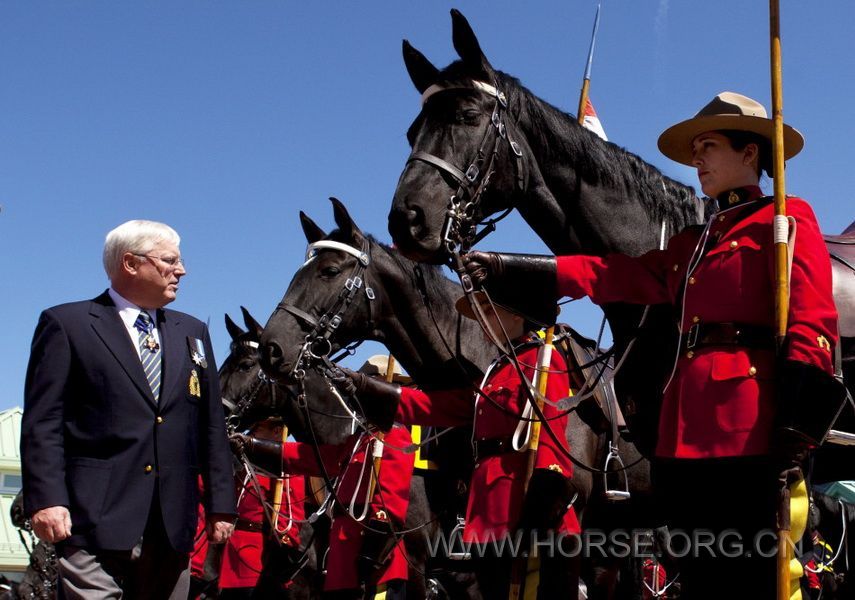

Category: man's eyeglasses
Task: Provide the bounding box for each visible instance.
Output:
[133,254,185,270]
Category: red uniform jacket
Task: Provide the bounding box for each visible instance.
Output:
[219,474,306,589]
[398,342,581,543]
[555,187,838,458]
[281,425,414,591]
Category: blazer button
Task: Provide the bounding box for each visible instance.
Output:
[156,416,164,424]
[144,464,153,473]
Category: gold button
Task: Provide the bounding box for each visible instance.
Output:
[686,351,694,359]
[144,464,153,473]
[474,463,480,469]
[688,277,696,285]
[477,409,483,415]
[748,366,757,377]
[672,264,679,272]
[718,215,726,222]
[729,241,738,249]
[692,316,700,323]
[156,416,164,424]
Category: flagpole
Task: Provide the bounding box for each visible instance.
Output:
[769,2,794,599]
[576,3,601,124]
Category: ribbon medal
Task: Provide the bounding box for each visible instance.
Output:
[187,337,208,369]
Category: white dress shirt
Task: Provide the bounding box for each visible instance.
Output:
[108,288,161,359]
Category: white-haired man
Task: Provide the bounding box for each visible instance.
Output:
[22,220,236,599]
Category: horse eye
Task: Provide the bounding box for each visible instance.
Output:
[238,359,255,372]
[321,266,341,277]
[456,109,480,125]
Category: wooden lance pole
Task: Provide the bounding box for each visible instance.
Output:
[271,422,290,537]
[770,2,795,599]
[365,355,396,507]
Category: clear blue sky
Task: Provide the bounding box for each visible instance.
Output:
[2,2,853,410]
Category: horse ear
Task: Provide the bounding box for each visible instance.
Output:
[240,306,264,339]
[403,40,439,94]
[300,211,326,244]
[330,197,365,246]
[224,314,245,341]
[450,9,494,78]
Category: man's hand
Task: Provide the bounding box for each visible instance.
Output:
[31,506,72,544]
[229,432,250,456]
[206,514,234,544]
[326,366,359,397]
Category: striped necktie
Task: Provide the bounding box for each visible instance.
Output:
[134,311,161,402]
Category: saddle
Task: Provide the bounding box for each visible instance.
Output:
[824,220,855,338]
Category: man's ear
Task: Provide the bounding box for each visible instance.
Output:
[121,252,139,274]
[743,142,759,167]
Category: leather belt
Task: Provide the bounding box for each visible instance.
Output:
[682,322,774,351]
[235,517,264,533]
[473,436,516,460]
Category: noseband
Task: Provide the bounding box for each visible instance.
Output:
[276,239,376,379]
[407,80,523,255]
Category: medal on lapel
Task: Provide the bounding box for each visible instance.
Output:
[189,369,201,397]
[186,337,208,369]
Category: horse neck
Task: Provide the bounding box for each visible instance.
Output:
[369,247,491,385]
[509,87,702,256]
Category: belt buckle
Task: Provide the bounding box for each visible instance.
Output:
[686,323,700,349]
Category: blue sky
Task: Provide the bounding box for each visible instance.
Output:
[2,2,853,410]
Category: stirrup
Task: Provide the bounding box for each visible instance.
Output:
[447,516,471,560]
[603,444,631,501]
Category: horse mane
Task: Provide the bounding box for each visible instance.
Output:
[440,61,703,228]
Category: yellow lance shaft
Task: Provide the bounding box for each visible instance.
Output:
[365,355,396,507]
[509,327,555,600]
[770,3,796,599]
[271,422,289,536]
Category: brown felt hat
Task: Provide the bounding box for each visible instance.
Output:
[455,290,558,328]
[657,91,804,167]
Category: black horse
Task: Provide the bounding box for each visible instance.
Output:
[261,199,655,598]
[219,308,326,599]
[222,307,438,599]
[387,9,703,459]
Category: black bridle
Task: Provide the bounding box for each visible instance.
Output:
[407,80,523,257]
[275,239,376,380]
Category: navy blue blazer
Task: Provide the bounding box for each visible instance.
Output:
[21,291,236,552]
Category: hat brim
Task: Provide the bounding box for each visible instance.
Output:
[657,114,804,167]
[455,291,489,321]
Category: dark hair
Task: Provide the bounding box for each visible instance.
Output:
[719,129,773,177]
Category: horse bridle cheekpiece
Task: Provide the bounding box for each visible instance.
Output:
[277,240,375,379]
[408,79,523,257]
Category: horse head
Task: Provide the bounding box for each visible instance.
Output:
[221,306,348,443]
[262,197,378,383]
[389,9,526,263]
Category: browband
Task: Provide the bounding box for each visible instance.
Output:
[305,240,369,267]
[421,80,502,106]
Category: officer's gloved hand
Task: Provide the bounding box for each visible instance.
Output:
[518,468,574,534]
[357,518,398,584]
[229,433,283,476]
[328,367,400,431]
[461,251,558,291]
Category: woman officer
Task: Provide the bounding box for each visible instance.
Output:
[460,92,842,598]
